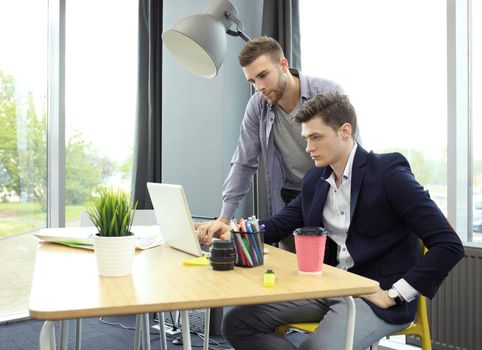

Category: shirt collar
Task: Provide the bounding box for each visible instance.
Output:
[325,143,358,187]
[343,143,358,181]
[291,68,309,101]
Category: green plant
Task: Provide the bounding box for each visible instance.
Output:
[86,188,137,237]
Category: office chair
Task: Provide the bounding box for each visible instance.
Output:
[275,241,432,350]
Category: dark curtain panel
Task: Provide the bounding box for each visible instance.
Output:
[131,0,163,209]
[262,0,301,69]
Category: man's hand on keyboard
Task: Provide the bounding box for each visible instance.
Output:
[196,219,231,245]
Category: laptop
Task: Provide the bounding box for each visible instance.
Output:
[147,182,209,257]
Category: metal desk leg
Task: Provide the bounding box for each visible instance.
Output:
[75,318,82,350]
[203,309,210,350]
[343,296,356,350]
[158,312,167,350]
[180,311,192,350]
[60,320,69,350]
[134,314,142,350]
[141,313,151,350]
[39,321,56,350]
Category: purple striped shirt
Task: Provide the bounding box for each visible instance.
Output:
[220,69,344,219]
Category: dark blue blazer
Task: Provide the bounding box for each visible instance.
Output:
[261,146,464,324]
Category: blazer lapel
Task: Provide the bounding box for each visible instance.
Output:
[350,147,368,223]
[308,168,331,226]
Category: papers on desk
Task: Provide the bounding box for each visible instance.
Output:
[34,226,164,250]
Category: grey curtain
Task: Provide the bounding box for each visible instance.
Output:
[262,0,301,69]
[131,0,163,209]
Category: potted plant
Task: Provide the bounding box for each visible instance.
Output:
[86,188,138,277]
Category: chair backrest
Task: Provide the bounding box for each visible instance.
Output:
[79,209,158,227]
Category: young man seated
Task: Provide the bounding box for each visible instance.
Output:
[198,92,464,350]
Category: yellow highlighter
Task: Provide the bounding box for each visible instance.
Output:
[264,269,276,288]
[182,256,210,266]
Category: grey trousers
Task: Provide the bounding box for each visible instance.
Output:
[222,297,411,350]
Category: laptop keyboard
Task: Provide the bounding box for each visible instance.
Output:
[191,215,215,223]
[191,216,216,255]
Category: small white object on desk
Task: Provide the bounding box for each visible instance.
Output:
[34,226,164,250]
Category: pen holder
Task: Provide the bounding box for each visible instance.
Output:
[231,230,264,267]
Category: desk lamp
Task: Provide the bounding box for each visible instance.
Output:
[162,0,251,78]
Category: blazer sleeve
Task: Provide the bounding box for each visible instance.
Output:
[260,194,304,244]
[382,153,464,298]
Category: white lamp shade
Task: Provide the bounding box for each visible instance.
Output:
[162,14,227,78]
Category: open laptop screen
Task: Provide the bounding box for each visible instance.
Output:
[147,182,206,257]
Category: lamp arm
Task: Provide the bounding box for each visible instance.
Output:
[225,11,251,42]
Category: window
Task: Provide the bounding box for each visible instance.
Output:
[64,0,138,221]
[0,0,138,235]
[0,0,48,238]
[300,0,481,243]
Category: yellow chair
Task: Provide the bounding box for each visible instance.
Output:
[276,243,432,350]
[387,292,431,350]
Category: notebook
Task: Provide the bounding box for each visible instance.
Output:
[34,225,163,250]
[147,182,209,257]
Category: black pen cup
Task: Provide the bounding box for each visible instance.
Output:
[231,230,264,267]
[209,240,235,271]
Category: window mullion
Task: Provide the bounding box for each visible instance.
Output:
[447,0,470,241]
[47,0,66,228]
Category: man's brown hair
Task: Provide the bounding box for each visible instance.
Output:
[238,36,284,67]
[295,92,357,137]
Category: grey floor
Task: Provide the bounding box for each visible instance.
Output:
[0,314,400,350]
[0,315,230,350]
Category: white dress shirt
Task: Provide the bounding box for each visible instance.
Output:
[322,144,418,302]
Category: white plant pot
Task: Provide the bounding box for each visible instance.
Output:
[93,234,136,277]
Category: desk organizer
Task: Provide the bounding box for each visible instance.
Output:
[231,231,264,267]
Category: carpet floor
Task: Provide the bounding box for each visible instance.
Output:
[0,314,232,350]
[0,314,398,350]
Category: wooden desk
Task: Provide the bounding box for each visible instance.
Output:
[29,241,378,349]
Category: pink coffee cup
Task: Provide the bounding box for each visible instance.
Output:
[293,227,328,274]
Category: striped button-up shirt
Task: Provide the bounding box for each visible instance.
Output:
[220,68,344,219]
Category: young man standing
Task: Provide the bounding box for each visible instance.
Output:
[200,92,464,350]
[199,36,346,251]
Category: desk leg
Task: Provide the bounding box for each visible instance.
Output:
[203,309,210,350]
[141,313,151,350]
[39,320,56,350]
[60,320,69,350]
[180,311,192,350]
[75,319,82,350]
[343,296,356,350]
[158,312,167,350]
[134,314,141,350]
